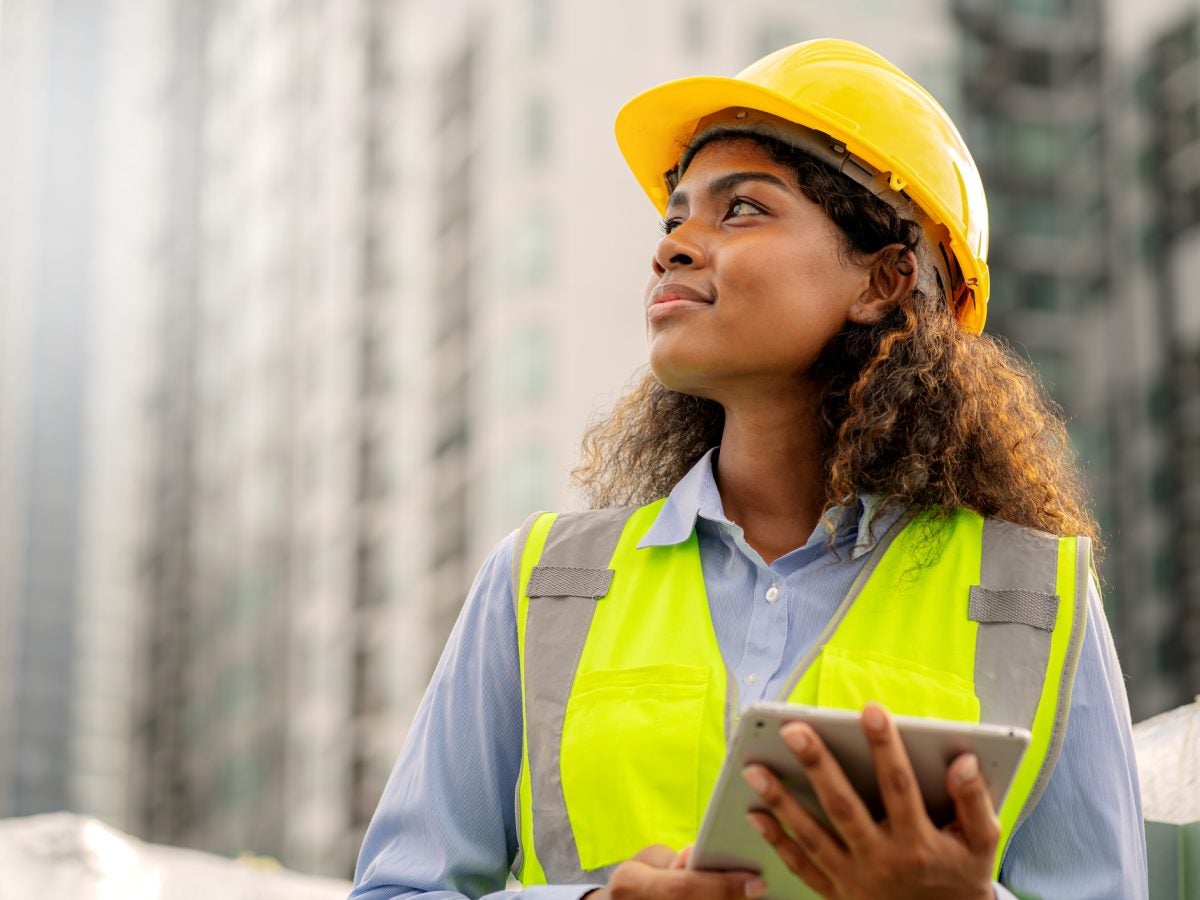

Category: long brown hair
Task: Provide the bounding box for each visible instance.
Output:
[574,131,1099,549]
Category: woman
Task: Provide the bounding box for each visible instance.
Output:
[352,40,1146,899]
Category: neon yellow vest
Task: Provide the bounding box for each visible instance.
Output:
[512,502,1089,888]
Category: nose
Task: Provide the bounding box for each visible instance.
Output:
[651,224,707,276]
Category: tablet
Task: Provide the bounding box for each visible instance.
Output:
[688,702,1030,895]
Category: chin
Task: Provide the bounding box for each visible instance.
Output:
[647,360,717,401]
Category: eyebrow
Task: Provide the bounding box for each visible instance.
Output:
[666,171,794,209]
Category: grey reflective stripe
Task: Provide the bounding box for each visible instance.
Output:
[509,510,545,880]
[969,587,1057,631]
[523,507,636,884]
[511,510,548,615]
[527,565,614,599]
[1014,536,1090,833]
[973,519,1059,730]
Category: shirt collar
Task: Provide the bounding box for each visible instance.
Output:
[638,447,888,559]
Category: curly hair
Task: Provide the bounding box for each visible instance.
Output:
[573,131,1099,549]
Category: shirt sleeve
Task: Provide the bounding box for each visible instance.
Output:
[349,531,605,900]
[997,573,1149,898]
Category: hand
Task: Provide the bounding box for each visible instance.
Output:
[585,844,767,899]
[742,702,998,900]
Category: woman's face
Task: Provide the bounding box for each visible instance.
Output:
[644,138,872,403]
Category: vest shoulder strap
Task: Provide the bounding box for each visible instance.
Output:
[511,507,637,607]
[973,516,1063,728]
[514,506,641,885]
[974,517,1091,847]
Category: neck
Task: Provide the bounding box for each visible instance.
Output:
[714,393,829,564]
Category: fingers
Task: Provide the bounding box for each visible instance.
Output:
[742,762,849,881]
[946,753,1001,856]
[746,811,835,896]
[606,857,767,900]
[860,702,929,830]
[777,720,879,854]
[670,845,692,869]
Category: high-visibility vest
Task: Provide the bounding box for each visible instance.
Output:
[511,501,1089,888]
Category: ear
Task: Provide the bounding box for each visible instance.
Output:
[848,244,918,325]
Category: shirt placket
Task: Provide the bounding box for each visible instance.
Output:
[735,566,789,706]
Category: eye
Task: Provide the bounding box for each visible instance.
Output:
[726,197,764,220]
[659,216,683,234]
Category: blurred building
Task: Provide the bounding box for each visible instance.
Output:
[952,0,1200,719]
[0,0,161,829]
[9,0,1197,884]
[1135,5,1200,711]
[136,0,394,874]
[953,0,1112,490]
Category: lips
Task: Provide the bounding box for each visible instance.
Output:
[648,282,715,319]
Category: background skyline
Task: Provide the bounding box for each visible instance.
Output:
[1,0,1198,880]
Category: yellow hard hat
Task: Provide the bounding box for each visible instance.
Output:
[615,39,991,333]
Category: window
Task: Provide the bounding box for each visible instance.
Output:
[1153,547,1176,592]
[1020,274,1059,311]
[1149,467,1173,505]
[523,95,550,164]
[501,446,550,523]
[1009,0,1066,20]
[508,208,553,285]
[526,0,552,52]
[1027,346,1065,392]
[505,327,550,405]
[1010,122,1062,180]
[1014,47,1054,88]
[1146,381,1171,424]
[1015,197,1060,237]
[682,5,708,56]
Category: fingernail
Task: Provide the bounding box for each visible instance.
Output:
[742,766,769,793]
[744,876,768,898]
[746,813,768,836]
[956,753,979,785]
[863,703,887,732]
[781,723,810,752]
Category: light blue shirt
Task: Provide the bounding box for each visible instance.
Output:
[351,450,1147,899]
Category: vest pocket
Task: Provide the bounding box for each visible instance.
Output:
[815,645,981,722]
[559,663,710,870]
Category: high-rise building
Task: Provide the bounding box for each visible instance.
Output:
[133,0,206,849]
[1132,5,1200,712]
[135,0,389,874]
[952,0,1113,513]
[0,0,162,828]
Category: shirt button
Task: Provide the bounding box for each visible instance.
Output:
[745,673,758,685]
[765,585,780,603]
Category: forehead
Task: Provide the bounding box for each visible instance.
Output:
[667,138,799,206]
